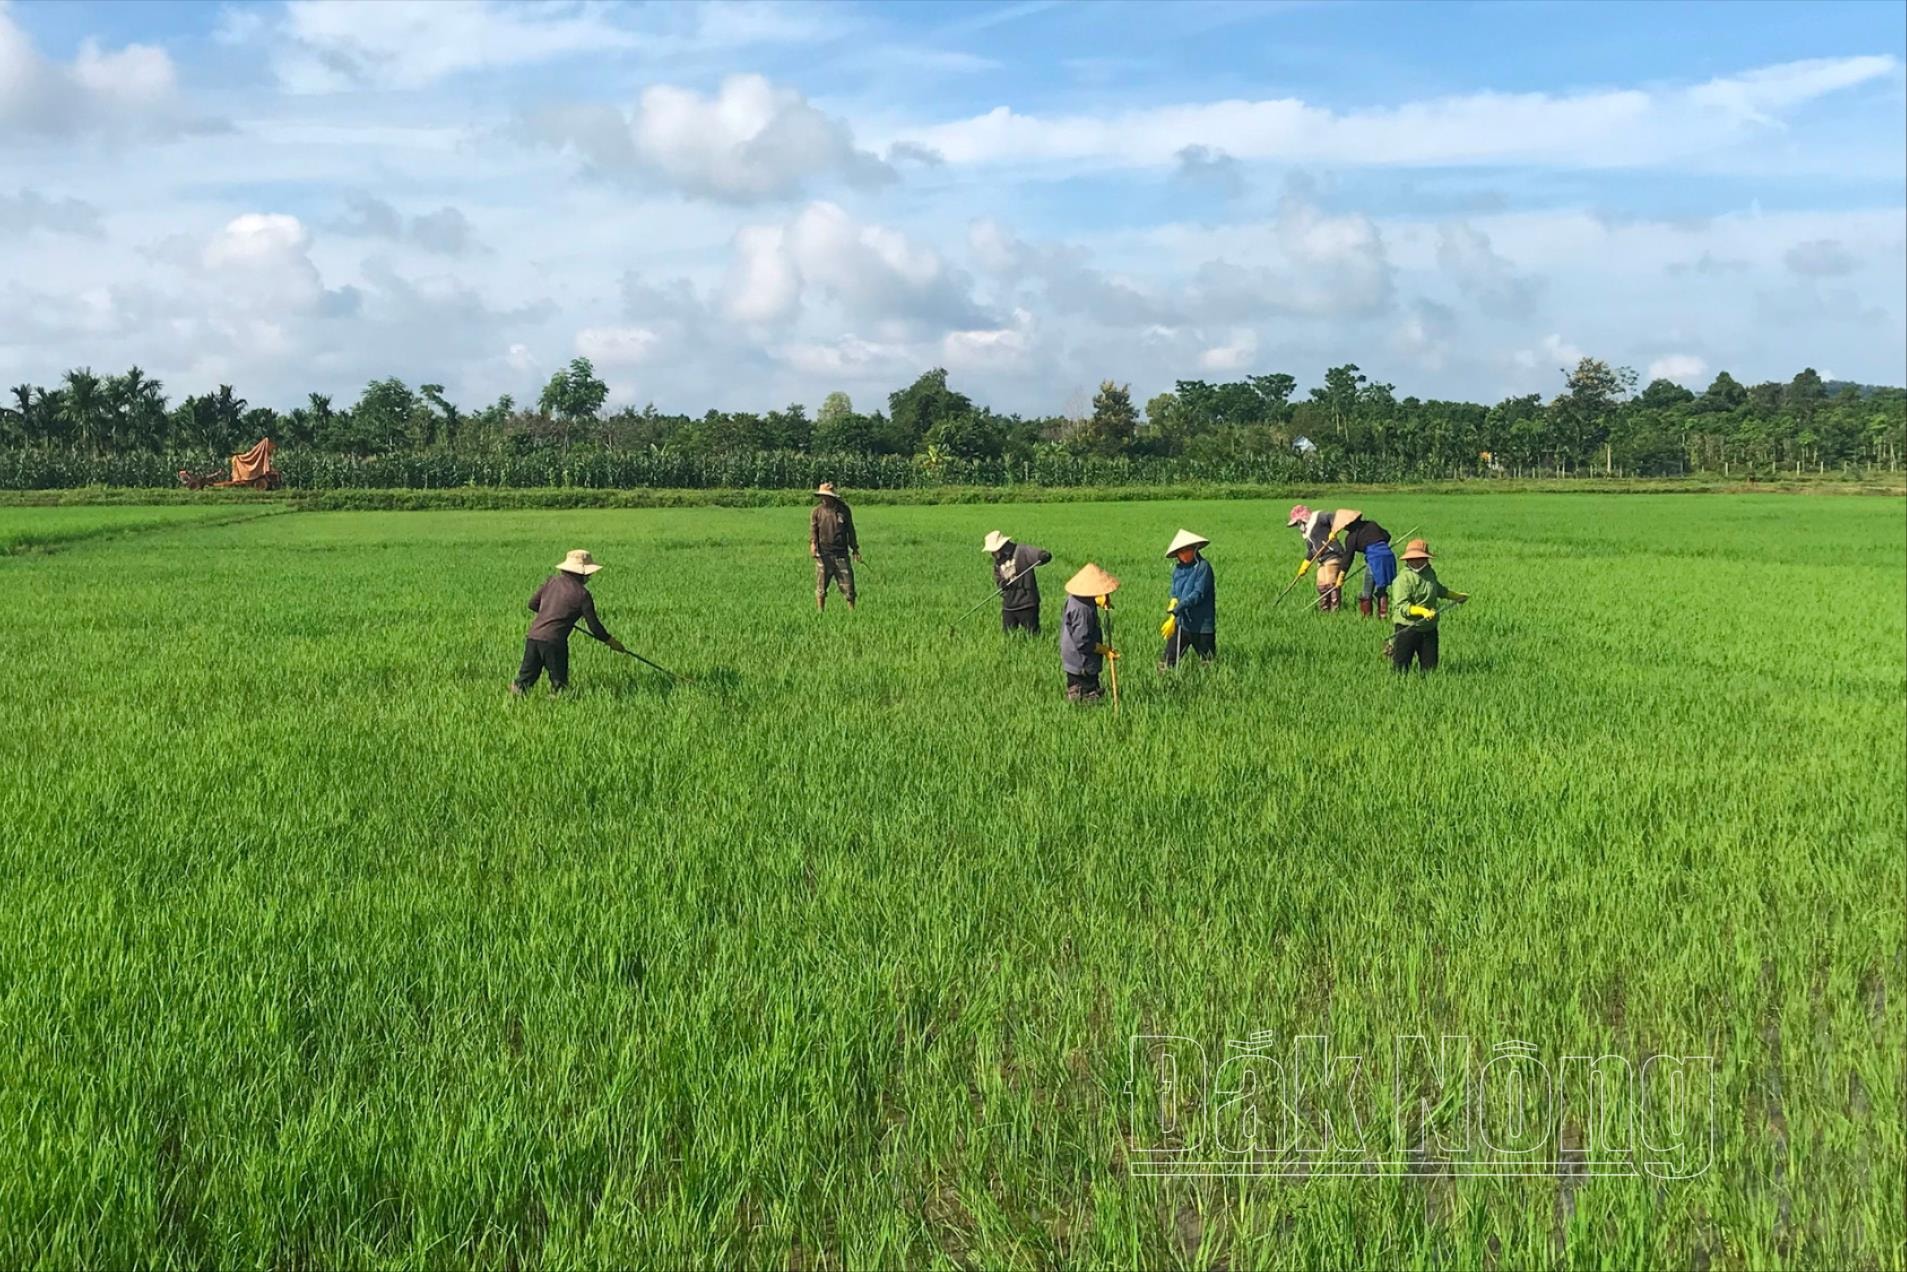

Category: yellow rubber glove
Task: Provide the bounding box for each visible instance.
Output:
[1297,559,1312,577]
[1407,604,1437,620]
[1160,614,1177,639]
[1094,644,1120,659]
[1168,597,1179,610]
[1449,592,1469,603]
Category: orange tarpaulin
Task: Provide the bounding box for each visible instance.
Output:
[228,438,276,483]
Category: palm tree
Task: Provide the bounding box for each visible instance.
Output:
[60,368,105,454]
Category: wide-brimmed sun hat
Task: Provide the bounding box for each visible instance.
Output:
[815,482,841,498]
[1287,503,1312,527]
[557,549,603,575]
[1401,538,1433,561]
[1064,563,1121,597]
[1164,528,1210,557]
[982,530,1011,554]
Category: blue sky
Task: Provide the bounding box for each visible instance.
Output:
[2,0,1902,415]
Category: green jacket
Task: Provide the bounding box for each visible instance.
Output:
[1390,563,1455,631]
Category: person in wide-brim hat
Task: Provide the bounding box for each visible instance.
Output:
[809,483,860,610]
[1161,529,1217,668]
[985,531,1053,635]
[1388,538,1468,674]
[511,549,625,696]
[1060,563,1119,702]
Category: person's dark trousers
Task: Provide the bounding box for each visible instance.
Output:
[1003,607,1040,635]
[1390,627,1438,673]
[1065,672,1102,701]
[1160,628,1216,667]
[513,637,571,692]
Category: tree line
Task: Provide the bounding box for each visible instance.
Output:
[3,356,1902,484]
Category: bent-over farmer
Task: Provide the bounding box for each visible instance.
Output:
[1060,563,1121,702]
[511,549,626,695]
[983,530,1053,634]
[1159,528,1216,668]
[1388,538,1468,673]
[810,482,860,611]
[1337,511,1396,619]
[1286,504,1356,612]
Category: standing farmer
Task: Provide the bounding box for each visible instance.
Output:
[983,530,1053,635]
[511,549,627,696]
[810,482,861,611]
[1286,504,1355,612]
[1159,528,1216,668]
[1388,538,1468,674]
[1060,563,1121,702]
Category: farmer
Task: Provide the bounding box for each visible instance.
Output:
[1339,512,1397,620]
[511,549,626,696]
[809,482,861,611]
[983,530,1053,635]
[1388,538,1468,674]
[1286,504,1355,612]
[1160,528,1216,668]
[1060,563,1121,702]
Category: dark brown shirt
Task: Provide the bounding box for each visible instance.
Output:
[526,572,612,643]
[810,500,858,555]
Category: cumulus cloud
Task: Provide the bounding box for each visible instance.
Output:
[1783,238,1857,277]
[0,7,211,142]
[1187,195,1395,320]
[894,55,1900,172]
[1198,328,1258,372]
[575,326,660,367]
[1436,223,1542,318]
[968,218,1173,324]
[1647,353,1709,383]
[725,202,990,336]
[0,189,104,238]
[1395,299,1459,371]
[1173,144,1245,198]
[527,74,894,202]
[329,195,479,255]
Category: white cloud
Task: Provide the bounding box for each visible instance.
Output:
[576,326,661,367]
[1395,300,1459,371]
[1646,353,1708,383]
[0,7,204,142]
[271,0,641,92]
[894,55,1901,172]
[1784,238,1857,277]
[529,74,893,202]
[1199,329,1257,371]
[0,189,103,238]
[329,195,479,255]
[1436,223,1541,318]
[724,202,989,336]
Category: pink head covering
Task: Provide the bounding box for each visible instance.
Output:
[1286,503,1312,528]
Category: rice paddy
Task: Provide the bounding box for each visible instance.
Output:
[0,493,1900,1267]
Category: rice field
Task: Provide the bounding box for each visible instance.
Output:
[0,494,1900,1268]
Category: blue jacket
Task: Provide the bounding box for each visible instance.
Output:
[1060,594,1104,675]
[1169,555,1216,633]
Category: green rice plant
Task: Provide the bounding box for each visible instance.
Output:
[0,494,1899,1267]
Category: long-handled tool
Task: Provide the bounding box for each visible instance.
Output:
[1273,532,1339,609]
[612,645,690,683]
[947,559,1046,636]
[1099,597,1120,714]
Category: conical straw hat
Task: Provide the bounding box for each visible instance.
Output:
[1064,563,1120,597]
[982,530,1010,554]
[1164,528,1210,557]
[1329,508,1363,535]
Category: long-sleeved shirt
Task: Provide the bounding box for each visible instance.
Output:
[526,571,613,643]
[1168,554,1216,633]
[1341,517,1390,557]
[994,543,1052,613]
[1060,594,1104,675]
[1300,511,1351,566]
[810,500,858,555]
[1389,564,1454,631]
